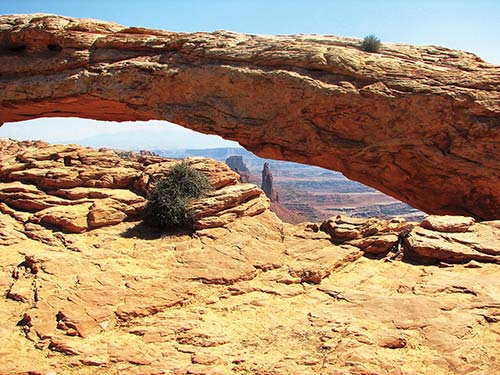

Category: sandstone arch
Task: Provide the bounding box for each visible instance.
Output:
[0,14,499,219]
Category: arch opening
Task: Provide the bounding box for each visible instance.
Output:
[0,117,424,223]
[1,14,498,220]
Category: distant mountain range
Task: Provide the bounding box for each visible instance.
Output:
[153,147,340,176]
[62,131,239,150]
[153,147,254,161]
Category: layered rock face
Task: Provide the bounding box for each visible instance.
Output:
[261,162,276,201]
[0,139,269,235]
[225,155,252,183]
[1,140,500,374]
[0,14,499,219]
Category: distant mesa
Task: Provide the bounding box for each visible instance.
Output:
[225,155,252,183]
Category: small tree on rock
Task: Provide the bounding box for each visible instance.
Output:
[143,161,211,229]
[360,34,382,53]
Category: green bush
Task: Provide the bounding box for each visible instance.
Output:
[143,161,211,229]
[360,34,382,53]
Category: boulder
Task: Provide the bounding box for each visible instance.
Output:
[407,222,500,263]
[420,215,475,233]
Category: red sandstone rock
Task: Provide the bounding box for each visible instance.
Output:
[320,215,410,242]
[420,215,476,233]
[0,15,498,219]
[319,214,500,264]
[261,162,276,201]
[0,140,267,233]
[225,155,252,183]
[407,221,500,263]
[1,142,500,374]
[32,203,92,233]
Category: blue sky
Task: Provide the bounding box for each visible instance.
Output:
[1,0,499,149]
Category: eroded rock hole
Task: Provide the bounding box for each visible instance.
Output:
[47,44,62,52]
[63,156,72,166]
[6,43,27,53]
[16,313,31,327]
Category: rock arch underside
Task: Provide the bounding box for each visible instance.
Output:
[1,14,499,220]
[2,14,500,375]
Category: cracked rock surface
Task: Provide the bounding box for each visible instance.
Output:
[1,140,499,374]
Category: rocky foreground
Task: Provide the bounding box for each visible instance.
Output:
[1,139,499,375]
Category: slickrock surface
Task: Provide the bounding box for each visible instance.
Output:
[1,140,499,375]
[1,14,499,219]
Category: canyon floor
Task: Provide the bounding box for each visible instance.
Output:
[1,139,499,375]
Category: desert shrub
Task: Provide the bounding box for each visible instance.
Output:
[143,161,211,229]
[360,34,382,53]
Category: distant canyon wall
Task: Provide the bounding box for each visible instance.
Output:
[0,14,499,219]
